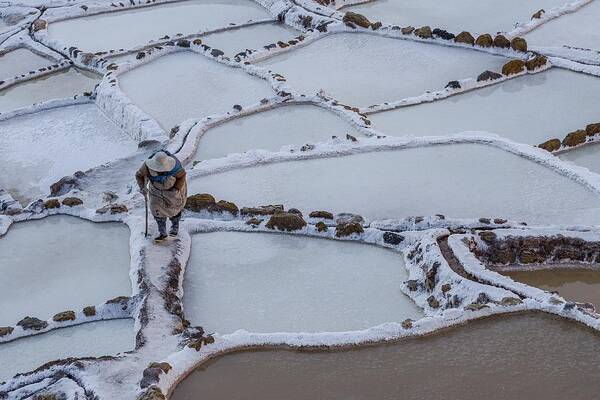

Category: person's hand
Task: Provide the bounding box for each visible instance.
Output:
[140,187,148,196]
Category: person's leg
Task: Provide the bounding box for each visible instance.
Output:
[169,212,181,236]
[154,216,168,241]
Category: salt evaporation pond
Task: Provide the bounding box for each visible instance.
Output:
[0,319,134,382]
[0,17,8,31]
[0,68,98,113]
[525,0,600,52]
[184,232,422,334]
[46,0,270,53]
[559,143,600,174]
[189,144,600,225]
[195,104,362,160]
[0,103,138,202]
[502,267,600,307]
[369,69,600,145]
[0,48,53,81]
[104,52,141,67]
[172,313,600,400]
[343,0,566,35]
[106,23,299,65]
[201,23,299,57]
[119,52,273,130]
[258,33,507,106]
[0,216,131,326]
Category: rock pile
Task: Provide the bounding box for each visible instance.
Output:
[185,193,239,215]
[474,233,600,265]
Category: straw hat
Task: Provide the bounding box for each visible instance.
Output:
[145,151,176,172]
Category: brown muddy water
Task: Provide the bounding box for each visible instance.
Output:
[503,266,600,307]
[171,313,600,400]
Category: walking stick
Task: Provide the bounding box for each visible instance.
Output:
[144,191,149,238]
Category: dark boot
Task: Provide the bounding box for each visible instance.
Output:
[169,212,181,236]
[154,216,168,242]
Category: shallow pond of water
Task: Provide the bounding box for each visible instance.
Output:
[195,104,362,160]
[172,313,600,400]
[525,0,600,52]
[0,216,131,326]
[119,51,274,130]
[0,319,134,383]
[502,266,600,307]
[0,103,138,202]
[559,142,600,175]
[46,0,271,53]
[257,33,507,107]
[0,48,53,81]
[184,232,422,334]
[189,143,600,225]
[0,68,99,114]
[369,69,600,145]
[201,22,299,57]
[343,0,567,35]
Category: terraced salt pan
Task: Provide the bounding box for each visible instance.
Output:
[195,104,362,160]
[257,33,507,106]
[0,48,53,81]
[201,23,299,56]
[184,232,422,334]
[0,68,98,114]
[103,24,290,67]
[172,314,600,400]
[0,216,131,326]
[0,17,7,31]
[370,69,600,145]
[104,52,141,66]
[189,144,600,225]
[502,266,600,307]
[559,143,600,175]
[0,319,134,382]
[119,52,274,130]
[344,0,567,35]
[0,103,137,203]
[525,0,600,52]
[46,0,271,53]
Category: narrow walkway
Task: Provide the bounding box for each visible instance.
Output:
[437,235,470,278]
[437,234,526,299]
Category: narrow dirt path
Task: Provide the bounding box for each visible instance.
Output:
[437,235,470,278]
[437,234,526,299]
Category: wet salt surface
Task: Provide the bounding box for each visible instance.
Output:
[172,313,600,400]
[0,48,53,81]
[0,103,137,203]
[369,69,600,145]
[184,232,422,334]
[0,17,7,30]
[195,104,362,160]
[119,51,274,130]
[0,68,99,114]
[343,0,567,35]
[0,319,134,382]
[502,266,600,307]
[257,33,507,106]
[46,0,271,53]
[201,23,299,57]
[525,0,600,51]
[103,51,141,66]
[559,142,600,175]
[0,216,131,326]
[189,143,600,225]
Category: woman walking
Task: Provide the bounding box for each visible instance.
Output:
[136,150,187,242]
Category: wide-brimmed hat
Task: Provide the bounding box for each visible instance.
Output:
[145,151,176,172]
